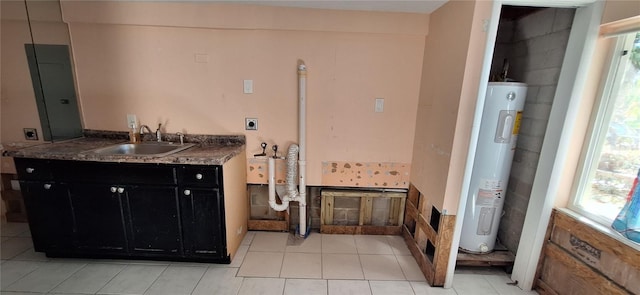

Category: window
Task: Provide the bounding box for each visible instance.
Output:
[571,31,640,225]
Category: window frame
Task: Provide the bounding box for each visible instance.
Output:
[569,32,639,226]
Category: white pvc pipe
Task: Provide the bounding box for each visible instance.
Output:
[268,157,289,211]
[298,64,307,237]
[266,63,308,237]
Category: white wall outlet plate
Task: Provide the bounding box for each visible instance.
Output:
[375,98,384,113]
[245,118,258,130]
[126,114,137,129]
[243,80,253,94]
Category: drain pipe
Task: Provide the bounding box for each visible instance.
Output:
[266,63,308,237]
[298,64,308,238]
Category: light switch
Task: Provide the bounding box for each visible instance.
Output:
[375,98,384,113]
[126,114,137,129]
[243,80,253,94]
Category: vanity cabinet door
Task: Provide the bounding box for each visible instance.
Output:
[69,183,128,254]
[123,185,181,256]
[20,181,74,252]
[180,187,224,258]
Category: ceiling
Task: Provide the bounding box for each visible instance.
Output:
[226,0,449,14]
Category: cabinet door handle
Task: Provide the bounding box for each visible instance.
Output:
[110,187,117,193]
[184,189,191,196]
[117,187,125,194]
[26,168,35,173]
[43,184,51,190]
[195,173,203,180]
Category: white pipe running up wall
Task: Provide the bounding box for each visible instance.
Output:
[267,63,308,237]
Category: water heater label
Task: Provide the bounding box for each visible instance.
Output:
[512,111,523,135]
[480,179,502,190]
[476,189,502,207]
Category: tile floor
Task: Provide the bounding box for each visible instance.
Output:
[0,222,538,295]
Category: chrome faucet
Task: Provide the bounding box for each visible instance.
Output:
[139,125,153,137]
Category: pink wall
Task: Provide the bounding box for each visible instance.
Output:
[62,2,426,186]
[410,0,491,213]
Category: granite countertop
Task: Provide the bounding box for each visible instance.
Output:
[3,130,246,166]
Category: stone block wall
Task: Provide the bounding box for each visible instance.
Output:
[490,7,575,253]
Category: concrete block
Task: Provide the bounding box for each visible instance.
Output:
[528,30,571,53]
[524,86,540,103]
[346,209,360,224]
[552,8,575,32]
[496,20,515,43]
[526,48,567,71]
[523,67,561,86]
[537,85,557,104]
[516,135,543,153]
[372,197,390,210]
[513,9,555,41]
[334,197,360,209]
[522,102,553,120]
[372,209,390,226]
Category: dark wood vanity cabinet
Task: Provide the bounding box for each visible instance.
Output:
[14,157,238,263]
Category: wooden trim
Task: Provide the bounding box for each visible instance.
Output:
[248,220,288,231]
[405,199,418,223]
[433,215,455,286]
[360,197,373,225]
[403,225,435,284]
[321,225,402,235]
[397,197,406,226]
[544,242,629,295]
[456,250,515,267]
[554,210,640,269]
[535,279,560,295]
[534,209,556,290]
[408,184,419,207]
[417,213,436,244]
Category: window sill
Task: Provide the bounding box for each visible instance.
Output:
[557,207,640,252]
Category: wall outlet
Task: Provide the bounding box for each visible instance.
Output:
[243,80,253,94]
[126,114,137,129]
[375,98,384,112]
[245,118,258,130]
[23,128,38,140]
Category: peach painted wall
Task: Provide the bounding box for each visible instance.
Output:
[1,0,72,143]
[410,0,491,213]
[601,0,640,25]
[62,2,426,186]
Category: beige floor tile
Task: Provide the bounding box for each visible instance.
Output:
[397,255,426,281]
[192,267,243,295]
[229,245,249,268]
[286,233,321,253]
[452,274,499,295]
[284,279,327,295]
[237,251,284,277]
[354,235,393,254]
[328,280,371,295]
[370,280,415,295]
[0,260,46,289]
[322,234,357,254]
[241,231,256,246]
[1,238,33,260]
[280,252,322,279]
[97,264,167,295]
[411,281,458,295]
[360,254,405,280]
[52,263,125,294]
[386,235,411,255]
[322,254,363,280]
[238,277,285,295]
[485,274,539,294]
[0,223,30,237]
[249,232,289,252]
[11,248,49,262]
[4,261,86,293]
[144,265,207,295]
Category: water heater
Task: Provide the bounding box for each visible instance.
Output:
[460,82,527,254]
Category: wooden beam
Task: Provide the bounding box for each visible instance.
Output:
[360,197,373,225]
[408,184,419,207]
[248,220,288,231]
[403,225,435,284]
[417,212,436,245]
[544,242,629,295]
[321,225,402,235]
[433,215,455,286]
[554,211,640,269]
[534,209,556,290]
[456,250,515,267]
[321,195,334,226]
[535,279,560,295]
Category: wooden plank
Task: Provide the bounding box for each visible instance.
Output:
[408,184,419,207]
[398,197,406,226]
[544,242,629,295]
[321,225,402,235]
[403,225,435,285]
[361,197,373,225]
[322,195,334,225]
[534,209,556,290]
[248,220,288,231]
[389,198,399,226]
[456,250,515,266]
[433,215,455,286]
[417,212,436,245]
[405,199,418,222]
[535,279,560,295]
[554,210,640,269]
